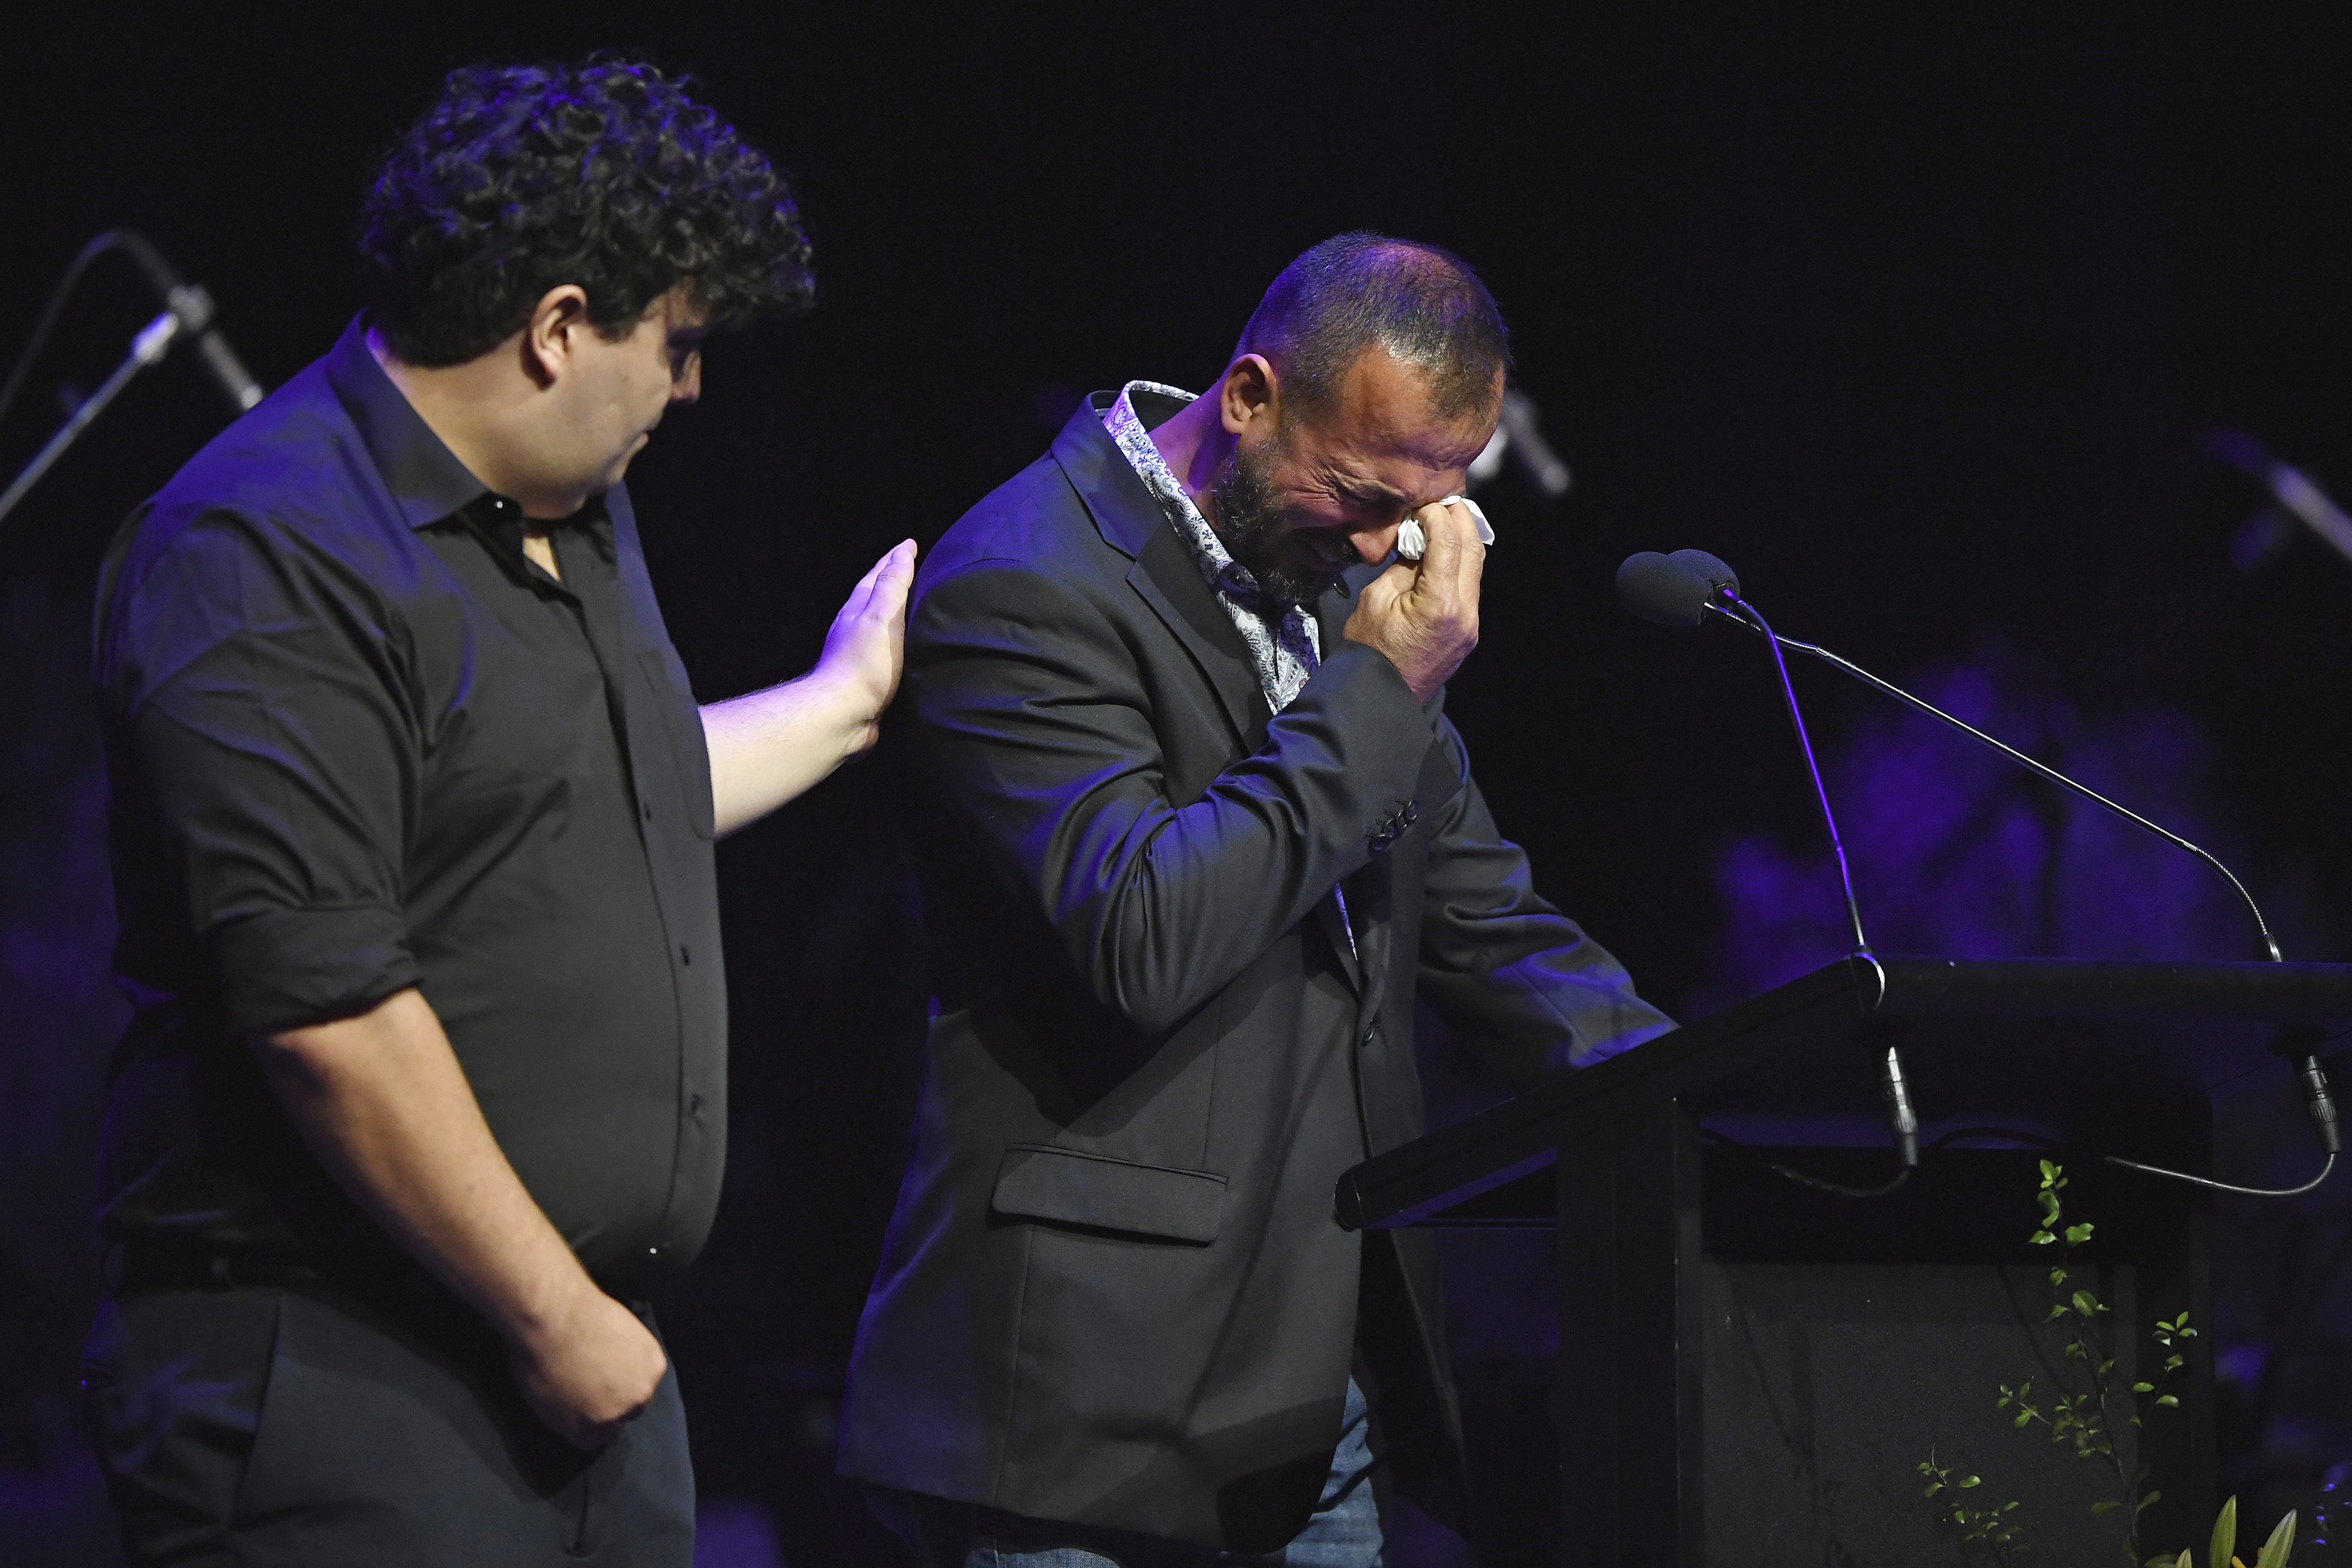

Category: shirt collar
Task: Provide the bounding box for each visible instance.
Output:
[1102,380,1292,614]
[323,315,493,531]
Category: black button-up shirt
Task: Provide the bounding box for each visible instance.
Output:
[91,316,726,1285]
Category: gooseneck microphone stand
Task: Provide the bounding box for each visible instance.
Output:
[1625,548,2337,1199]
[1697,604,2286,964]
[1651,555,1920,1196]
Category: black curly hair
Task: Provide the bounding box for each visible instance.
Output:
[359,58,814,366]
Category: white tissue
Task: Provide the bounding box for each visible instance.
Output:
[1394,496,1496,562]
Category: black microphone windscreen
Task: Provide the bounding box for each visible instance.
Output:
[1665,549,1740,597]
[1616,550,1715,626]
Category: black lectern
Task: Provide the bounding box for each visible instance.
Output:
[1337,956,2352,1566]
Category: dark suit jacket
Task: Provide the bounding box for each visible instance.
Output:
[838,390,1671,1552]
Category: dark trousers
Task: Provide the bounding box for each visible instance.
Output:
[81,1268,694,1566]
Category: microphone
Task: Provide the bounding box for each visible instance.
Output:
[1620,549,1915,1192]
[110,231,264,413]
[1619,547,2338,1198]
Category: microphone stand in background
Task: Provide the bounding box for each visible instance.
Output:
[1465,384,1573,500]
[2207,428,2352,574]
[0,230,265,535]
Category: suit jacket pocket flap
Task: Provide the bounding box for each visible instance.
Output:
[991,1145,1225,1243]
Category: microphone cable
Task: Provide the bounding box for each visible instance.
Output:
[1704,1124,2071,1201]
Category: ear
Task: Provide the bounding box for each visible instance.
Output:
[520,285,593,388]
[1217,353,1278,437]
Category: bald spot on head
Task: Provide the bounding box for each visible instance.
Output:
[1236,232,1511,427]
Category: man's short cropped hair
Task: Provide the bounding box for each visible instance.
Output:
[1236,233,1511,423]
[360,58,814,366]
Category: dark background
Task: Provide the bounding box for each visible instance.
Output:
[5,5,2351,1563]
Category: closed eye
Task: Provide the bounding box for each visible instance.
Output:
[1329,480,1405,514]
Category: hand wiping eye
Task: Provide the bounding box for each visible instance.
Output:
[1394,496,1496,561]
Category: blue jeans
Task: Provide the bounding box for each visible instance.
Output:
[873,1377,1383,1567]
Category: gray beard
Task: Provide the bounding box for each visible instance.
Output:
[1207,437,1345,606]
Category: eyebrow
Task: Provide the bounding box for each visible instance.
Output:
[1331,476,1408,506]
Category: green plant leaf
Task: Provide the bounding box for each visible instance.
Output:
[2166,1355,2184,1372]
[2252,1508,2296,1568]
[2092,1499,2122,1515]
[2156,1395,2179,1408]
[2032,1229,2056,1246]
[2040,1158,2057,1181]
[2139,1491,2163,1514]
[2049,1303,2071,1322]
[2212,1493,2238,1568]
[1960,1475,1982,1489]
[2133,1382,2156,1393]
[2016,1411,2033,1428]
[2052,1266,2070,1286]
[2067,1222,2096,1245]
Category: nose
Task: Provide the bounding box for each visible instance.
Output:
[1349,520,1402,565]
[671,359,702,405]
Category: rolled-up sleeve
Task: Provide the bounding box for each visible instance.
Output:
[98,505,420,1037]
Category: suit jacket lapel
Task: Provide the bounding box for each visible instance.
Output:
[1052,396,1265,750]
[1315,576,1382,1001]
[1130,530,1269,752]
[1051,394,1370,995]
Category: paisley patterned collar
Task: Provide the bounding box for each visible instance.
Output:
[1101,381,1322,714]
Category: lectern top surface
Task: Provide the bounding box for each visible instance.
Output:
[1337,955,2352,1231]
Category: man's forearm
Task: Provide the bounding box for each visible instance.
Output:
[700,540,916,837]
[252,987,593,1344]
[700,671,872,837]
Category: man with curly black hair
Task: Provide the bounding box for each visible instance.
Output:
[81,59,907,1565]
